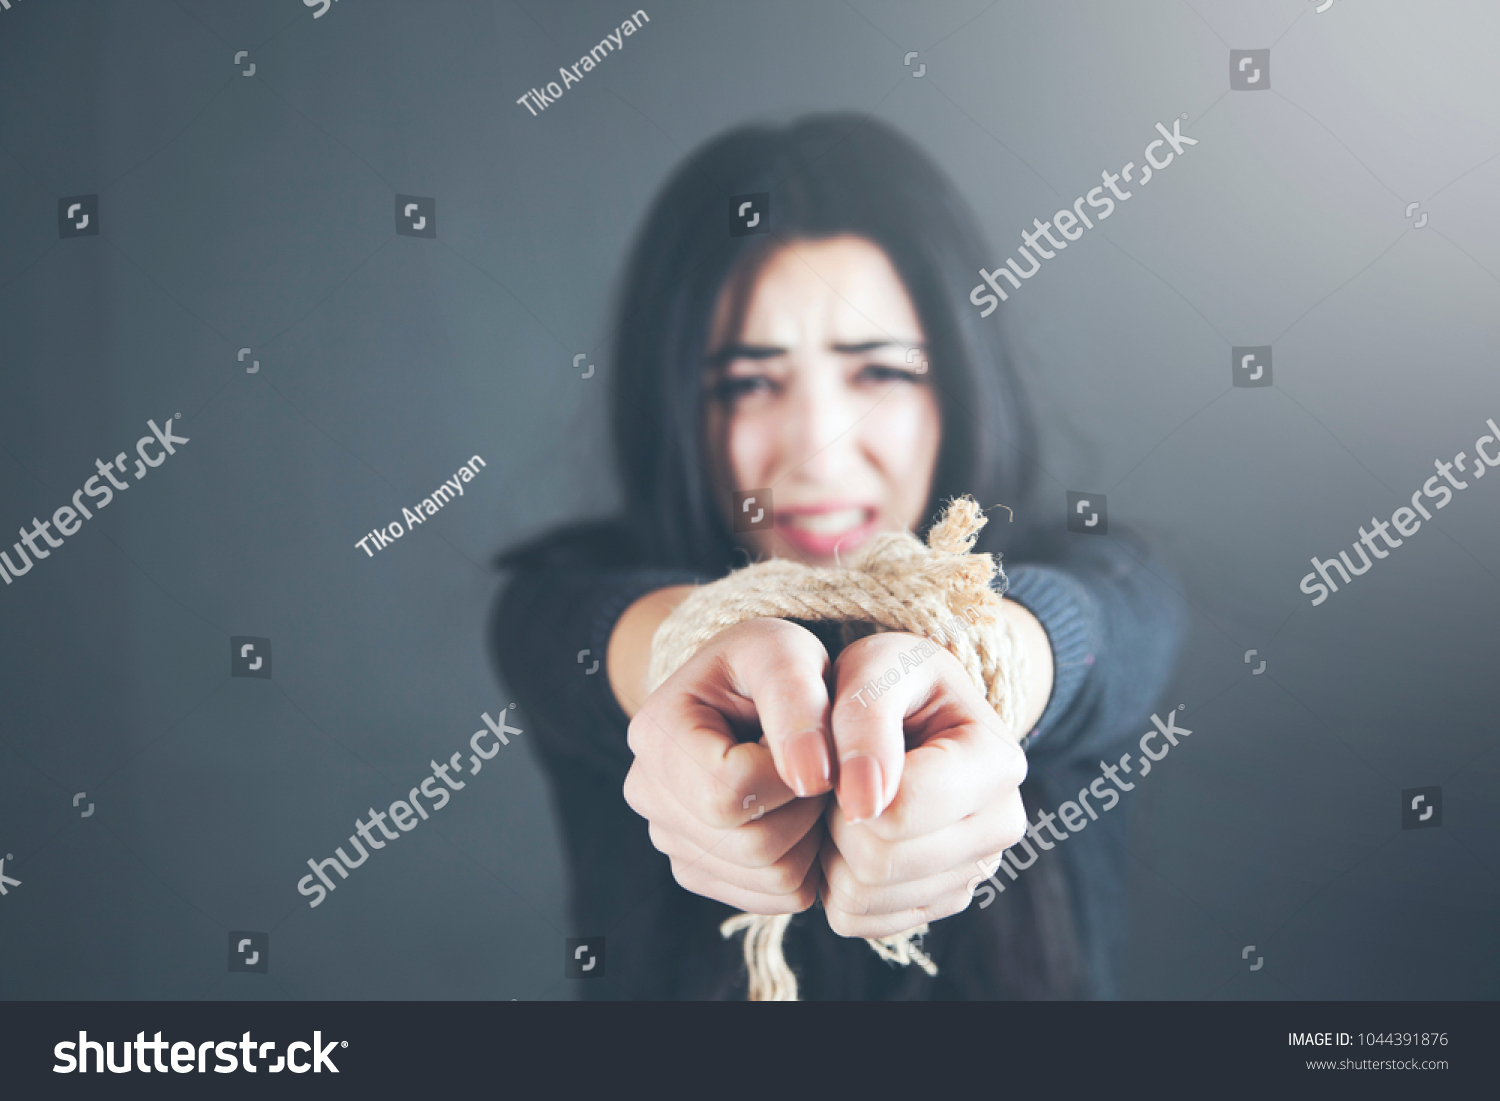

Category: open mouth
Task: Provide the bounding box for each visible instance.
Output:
[774,505,879,557]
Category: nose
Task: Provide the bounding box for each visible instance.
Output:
[778,366,858,484]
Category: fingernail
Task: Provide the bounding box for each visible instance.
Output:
[841,753,884,822]
[783,729,829,797]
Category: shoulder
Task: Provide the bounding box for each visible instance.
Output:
[493,516,642,573]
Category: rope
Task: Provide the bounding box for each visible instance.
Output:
[646,497,1028,1000]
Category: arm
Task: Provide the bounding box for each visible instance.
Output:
[607,584,696,717]
[997,598,1054,740]
[1003,528,1188,767]
[490,566,702,779]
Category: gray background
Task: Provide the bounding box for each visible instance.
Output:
[1,0,1496,1001]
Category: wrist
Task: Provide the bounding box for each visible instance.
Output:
[999,598,1054,737]
[607,584,696,717]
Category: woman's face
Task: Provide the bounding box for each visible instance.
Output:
[704,235,942,567]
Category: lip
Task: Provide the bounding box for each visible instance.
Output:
[772,503,880,558]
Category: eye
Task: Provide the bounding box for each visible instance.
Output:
[858,364,925,384]
[709,375,776,403]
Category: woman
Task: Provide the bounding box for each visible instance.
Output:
[491,114,1185,1000]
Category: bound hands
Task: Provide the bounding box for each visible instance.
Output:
[622,617,1032,938]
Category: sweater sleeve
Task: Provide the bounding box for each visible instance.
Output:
[1000,527,1187,765]
[489,566,705,781]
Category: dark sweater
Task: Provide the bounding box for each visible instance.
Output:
[489,520,1185,1000]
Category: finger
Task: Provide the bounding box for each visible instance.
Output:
[822,846,972,942]
[671,845,822,915]
[652,817,824,897]
[628,687,795,831]
[724,620,835,798]
[848,719,1027,842]
[819,839,975,918]
[627,761,829,870]
[826,795,1027,887]
[823,894,974,940]
[828,634,942,821]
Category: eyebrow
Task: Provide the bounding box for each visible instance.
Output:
[703,343,783,369]
[831,340,907,354]
[703,339,922,368]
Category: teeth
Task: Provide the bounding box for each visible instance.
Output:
[784,509,866,536]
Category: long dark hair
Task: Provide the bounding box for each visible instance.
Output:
[609,112,1049,574]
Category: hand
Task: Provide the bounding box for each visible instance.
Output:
[623,618,836,914]
[817,631,1030,938]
